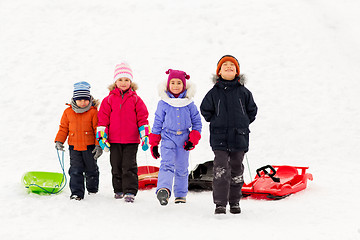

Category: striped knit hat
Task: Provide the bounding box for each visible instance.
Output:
[114,62,133,82]
[73,81,91,100]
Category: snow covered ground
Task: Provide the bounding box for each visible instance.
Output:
[1,0,360,239]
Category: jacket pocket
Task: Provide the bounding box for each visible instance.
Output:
[210,128,227,148]
[84,131,95,145]
[68,132,75,145]
[235,128,250,149]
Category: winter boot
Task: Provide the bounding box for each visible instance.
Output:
[174,197,186,204]
[124,193,135,203]
[114,192,124,199]
[230,203,241,214]
[157,188,170,206]
[214,204,226,214]
[70,195,82,201]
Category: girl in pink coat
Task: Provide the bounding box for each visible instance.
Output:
[97,62,150,203]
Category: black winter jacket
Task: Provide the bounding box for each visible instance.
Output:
[200,76,257,152]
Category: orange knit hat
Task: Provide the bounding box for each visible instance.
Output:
[216,55,240,76]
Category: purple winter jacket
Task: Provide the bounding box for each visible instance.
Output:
[152,81,202,136]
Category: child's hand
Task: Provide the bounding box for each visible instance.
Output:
[55,141,64,151]
[184,141,195,151]
[151,146,160,159]
[141,136,149,151]
[92,145,103,160]
[96,127,110,152]
[183,130,201,151]
[139,125,150,151]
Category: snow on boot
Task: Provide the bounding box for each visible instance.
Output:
[157,188,170,206]
[124,193,135,203]
[214,205,226,214]
[174,197,186,204]
[114,192,124,199]
[70,195,82,201]
[230,203,241,214]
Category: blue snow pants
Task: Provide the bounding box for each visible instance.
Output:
[156,130,190,198]
[69,145,99,198]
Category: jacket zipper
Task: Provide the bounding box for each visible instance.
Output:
[217,99,221,116]
[239,98,245,115]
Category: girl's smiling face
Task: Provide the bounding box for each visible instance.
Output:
[115,77,131,91]
[219,60,237,80]
[168,78,184,95]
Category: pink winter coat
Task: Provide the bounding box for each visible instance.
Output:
[98,86,149,144]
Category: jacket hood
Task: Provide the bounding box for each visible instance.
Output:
[212,73,246,85]
[158,80,196,107]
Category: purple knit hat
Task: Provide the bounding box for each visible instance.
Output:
[166,69,190,90]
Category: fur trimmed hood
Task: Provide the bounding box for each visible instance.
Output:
[158,80,196,107]
[108,82,138,92]
[212,73,247,85]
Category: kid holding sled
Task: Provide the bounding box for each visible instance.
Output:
[149,69,202,206]
[200,55,258,214]
[55,81,102,201]
[97,62,150,203]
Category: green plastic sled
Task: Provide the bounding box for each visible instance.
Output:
[22,171,66,194]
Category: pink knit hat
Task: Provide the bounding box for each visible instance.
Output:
[166,69,190,90]
[114,62,133,82]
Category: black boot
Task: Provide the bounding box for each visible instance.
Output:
[230,203,241,214]
[214,205,226,214]
[157,188,170,206]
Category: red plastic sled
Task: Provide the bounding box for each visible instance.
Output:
[242,165,313,200]
[138,166,159,190]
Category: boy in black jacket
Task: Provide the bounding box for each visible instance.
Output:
[200,55,257,214]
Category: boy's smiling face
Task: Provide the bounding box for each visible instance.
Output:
[219,60,237,80]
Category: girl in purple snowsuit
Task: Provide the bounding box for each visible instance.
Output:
[149,69,202,206]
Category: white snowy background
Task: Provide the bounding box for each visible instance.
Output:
[1,0,360,239]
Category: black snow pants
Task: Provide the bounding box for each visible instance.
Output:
[69,145,99,198]
[110,143,139,195]
[212,150,245,206]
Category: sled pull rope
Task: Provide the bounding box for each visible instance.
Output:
[55,149,67,192]
[245,154,254,192]
[142,150,151,175]
[28,150,67,194]
[189,152,194,179]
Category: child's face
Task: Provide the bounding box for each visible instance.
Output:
[76,99,90,108]
[219,61,237,80]
[168,78,184,95]
[115,77,131,91]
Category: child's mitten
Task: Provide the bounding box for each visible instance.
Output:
[92,145,103,160]
[151,146,160,159]
[149,133,161,146]
[55,141,64,151]
[139,125,150,151]
[184,130,201,151]
[96,126,110,152]
[149,133,161,159]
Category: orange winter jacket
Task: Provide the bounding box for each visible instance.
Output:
[55,104,99,151]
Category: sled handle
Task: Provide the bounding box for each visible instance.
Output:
[256,165,280,183]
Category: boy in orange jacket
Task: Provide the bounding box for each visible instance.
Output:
[55,81,102,200]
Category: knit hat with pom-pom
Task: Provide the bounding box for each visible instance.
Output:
[166,69,190,90]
